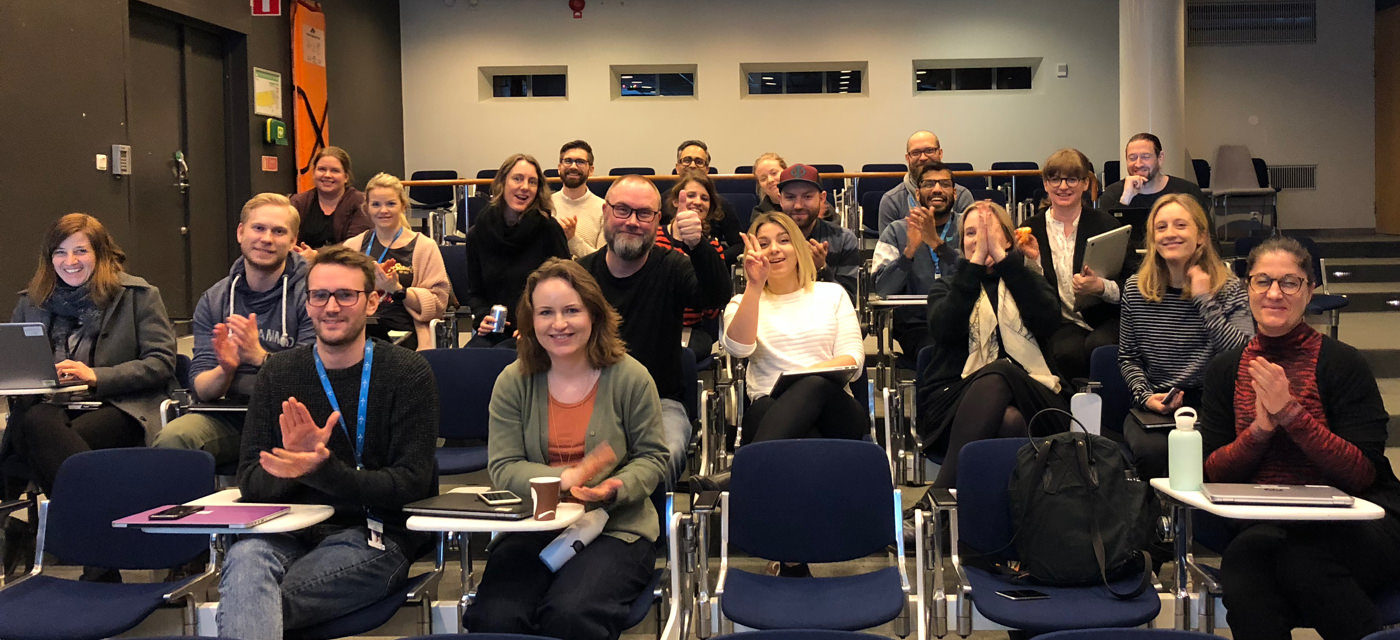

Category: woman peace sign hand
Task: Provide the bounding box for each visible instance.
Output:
[740,232,770,289]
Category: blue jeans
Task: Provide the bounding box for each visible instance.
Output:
[217,525,411,640]
[659,399,692,485]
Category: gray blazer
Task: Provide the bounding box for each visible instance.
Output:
[11,272,177,442]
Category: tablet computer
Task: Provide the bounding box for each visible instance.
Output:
[1083,224,1133,281]
[769,364,861,398]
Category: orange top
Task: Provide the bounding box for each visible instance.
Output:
[547,380,599,467]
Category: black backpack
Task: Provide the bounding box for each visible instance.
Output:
[1008,409,1156,598]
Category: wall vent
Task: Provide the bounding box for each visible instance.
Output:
[1267,164,1318,190]
[1186,1,1316,46]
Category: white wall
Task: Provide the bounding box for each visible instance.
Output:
[1184,1,1375,230]
[399,0,1122,178]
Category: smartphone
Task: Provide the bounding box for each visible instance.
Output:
[995,589,1050,601]
[149,505,203,520]
[478,490,522,506]
[1164,387,1184,406]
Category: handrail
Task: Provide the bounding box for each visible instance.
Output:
[401,169,1047,188]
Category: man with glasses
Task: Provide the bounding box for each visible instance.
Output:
[668,139,740,241]
[878,130,974,235]
[1100,132,1209,216]
[578,176,731,483]
[154,193,316,466]
[551,139,607,258]
[218,245,437,639]
[780,164,861,304]
[872,161,961,356]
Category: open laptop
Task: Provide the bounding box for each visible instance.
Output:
[1201,483,1355,507]
[0,322,68,392]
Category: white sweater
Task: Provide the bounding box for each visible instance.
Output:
[721,281,865,399]
[551,189,608,258]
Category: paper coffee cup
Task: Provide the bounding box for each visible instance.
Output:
[530,476,561,521]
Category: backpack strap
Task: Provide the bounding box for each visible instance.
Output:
[1080,441,1152,600]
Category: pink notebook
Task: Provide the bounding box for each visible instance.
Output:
[113,504,290,529]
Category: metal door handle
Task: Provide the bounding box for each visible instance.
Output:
[172,150,190,194]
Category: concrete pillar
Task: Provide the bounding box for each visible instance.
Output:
[1119,0,1188,180]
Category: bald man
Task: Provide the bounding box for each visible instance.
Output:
[877,130,974,235]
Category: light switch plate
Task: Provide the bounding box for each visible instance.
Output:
[95,154,108,171]
[1057,63,1069,78]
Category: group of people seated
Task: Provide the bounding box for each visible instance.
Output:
[0,130,1393,640]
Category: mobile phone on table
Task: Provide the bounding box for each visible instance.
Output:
[149,505,203,520]
[478,490,522,506]
[995,589,1049,601]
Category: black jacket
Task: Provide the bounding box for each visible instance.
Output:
[1023,208,1139,331]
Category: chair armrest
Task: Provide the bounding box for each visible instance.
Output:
[0,498,29,519]
[163,568,218,604]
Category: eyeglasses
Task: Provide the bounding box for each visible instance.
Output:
[1247,273,1308,296]
[308,289,370,306]
[1044,176,1083,187]
[678,156,709,167]
[919,179,954,190]
[908,147,941,158]
[606,203,659,223]
[560,157,590,167]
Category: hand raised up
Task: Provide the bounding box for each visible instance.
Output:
[278,397,339,453]
[739,232,770,289]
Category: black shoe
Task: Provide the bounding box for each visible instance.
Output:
[682,471,730,492]
[2,516,35,579]
[79,567,122,583]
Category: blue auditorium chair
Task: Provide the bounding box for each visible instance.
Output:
[419,347,517,475]
[1036,629,1219,640]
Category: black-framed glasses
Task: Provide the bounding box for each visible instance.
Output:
[678,156,709,167]
[606,203,659,223]
[908,146,941,158]
[308,289,370,306]
[919,179,954,190]
[1044,176,1083,187]
[1247,273,1308,296]
[560,157,590,167]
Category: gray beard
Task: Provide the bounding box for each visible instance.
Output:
[609,233,651,261]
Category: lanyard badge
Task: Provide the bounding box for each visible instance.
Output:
[312,339,374,470]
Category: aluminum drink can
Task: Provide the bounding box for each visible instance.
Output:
[489,304,508,333]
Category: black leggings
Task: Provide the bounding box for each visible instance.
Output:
[743,376,867,444]
[1048,321,1118,382]
[7,402,143,493]
[1221,518,1400,640]
[932,373,1027,488]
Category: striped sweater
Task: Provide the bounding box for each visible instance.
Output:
[1117,274,1253,408]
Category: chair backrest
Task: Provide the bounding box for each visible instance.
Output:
[543,168,559,178]
[810,163,846,197]
[860,190,883,233]
[725,192,758,229]
[475,169,498,180]
[954,438,1026,559]
[1290,235,1325,284]
[670,166,718,174]
[1233,235,1268,262]
[1250,157,1270,189]
[439,244,470,306]
[461,194,489,230]
[989,161,1040,203]
[711,631,891,640]
[716,175,756,195]
[1191,158,1211,189]
[45,448,214,569]
[1103,160,1122,186]
[409,170,458,209]
[1088,344,1130,436]
[1211,145,1261,191]
[858,164,904,201]
[861,163,905,173]
[176,353,192,389]
[971,189,1008,206]
[945,162,984,191]
[609,167,656,176]
[1036,629,1222,640]
[420,348,518,440]
[728,439,894,563]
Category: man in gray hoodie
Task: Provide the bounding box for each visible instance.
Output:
[154,193,315,465]
[877,130,974,235]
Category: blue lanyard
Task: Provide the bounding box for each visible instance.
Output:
[366,228,404,263]
[313,340,374,470]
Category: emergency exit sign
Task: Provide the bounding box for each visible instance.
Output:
[252,0,280,16]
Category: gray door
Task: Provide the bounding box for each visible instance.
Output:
[126,7,231,319]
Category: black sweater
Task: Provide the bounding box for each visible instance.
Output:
[578,243,731,401]
[464,203,570,330]
[238,339,439,548]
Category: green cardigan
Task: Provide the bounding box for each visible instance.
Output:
[487,354,668,543]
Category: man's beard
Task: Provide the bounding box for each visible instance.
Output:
[562,171,586,189]
[316,315,367,347]
[605,226,654,260]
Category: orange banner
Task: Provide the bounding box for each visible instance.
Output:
[292,0,328,192]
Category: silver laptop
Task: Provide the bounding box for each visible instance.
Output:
[1201,482,1355,507]
[0,323,63,392]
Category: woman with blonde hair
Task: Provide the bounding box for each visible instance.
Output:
[751,152,787,217]
[342,172,449,349]
[1117,193,1252,478]
[465,153,569,348]
[469,258,667,640]
[916,201,1068,487]
[721,211,866,444]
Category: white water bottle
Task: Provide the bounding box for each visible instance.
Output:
[1168,407,1203,491]
[539,509,609,572]
[1071,381,1103,436]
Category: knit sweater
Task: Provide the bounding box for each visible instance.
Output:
[550,189,607,258]
[1201,324,1400,515]
[1117,274,1253,408]
[237,339,439,549]
[463,203,570,329]
[720,281,864,399]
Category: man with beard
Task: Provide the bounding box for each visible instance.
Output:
[778,164,861,304]
[551,139,607,258]
[217,245,437,639]
[1099,132,1209,215]
[872,161,961,356]
[877,130,974,235]
[578,176,731,483]
[154,193,315,465]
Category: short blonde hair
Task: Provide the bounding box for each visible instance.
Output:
[747,212,816,293]
[240,193,300,235]
[363,172,411,230]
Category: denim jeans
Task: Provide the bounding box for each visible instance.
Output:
[217,524,411,640]
[659,399,692,485]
